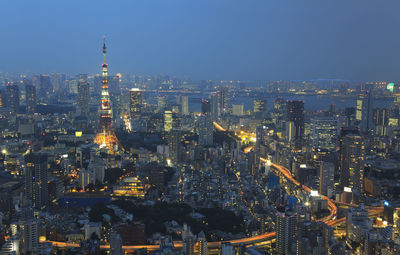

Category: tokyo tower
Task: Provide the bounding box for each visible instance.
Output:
[94,39,122,153]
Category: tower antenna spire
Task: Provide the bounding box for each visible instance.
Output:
[103,35,107,63]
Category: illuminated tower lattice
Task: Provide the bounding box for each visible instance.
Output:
[94,39,122,154]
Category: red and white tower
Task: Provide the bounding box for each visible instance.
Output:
[94,39,122,153]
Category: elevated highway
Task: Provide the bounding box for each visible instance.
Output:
[43,123,384,252]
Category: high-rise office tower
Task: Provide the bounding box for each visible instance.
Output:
[38,75,53,101]
[217,87,228,115]
[198,231,208,255]
[24,152,48,209]
[247,150,257,175]
[24,80,36,115]
[254,99,267,118]
[310,117,338,152]
[67,78,78,94]
[210,93,219,118]
[319,161,334,197]
[274,98,286,112]
[50,73,65,94]
[169,130,181,165]
[374,108,389,136]
[198,115,214,146]
[296,237,310,255]
[285,121,295,143]
[328,104,336,116]
[177,95,189,115]
[273,98,286,126]
[287,100,304,149]
[276,209,297,255]
[346,205,369,242]
[171,104,180,114]
[23,218,39,253]
[365,88,374,132]
[201,99,211,115]
[356,98,363,122]
[94,39,122,154]
[93,74,103,97]
[110,232,123,255]
[164,110,173,132]
[339,134,365,193]
[337,127,360,176]
[356,89,374,133]
[6,82,20,114]
[255,126,265,155]
[157,96,167,113]
[108,75,120,95]
[129,88,142,119]
[232,104,244,116]
[184,235,195,255]
[77,77,90,117]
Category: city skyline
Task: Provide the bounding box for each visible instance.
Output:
[0,1,399,254]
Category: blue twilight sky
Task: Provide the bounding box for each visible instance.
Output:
[0,0,400,81]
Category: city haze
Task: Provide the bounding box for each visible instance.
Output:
[1,0,400,81]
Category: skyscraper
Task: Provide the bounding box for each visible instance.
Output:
[50,73,65,94]
[38,75,53,102]
[169,130,181,165]
[108,75,120,95]
[164,110,173,132]
[310,117,338,152]
[253,99,267,119]
[198,115,214,146]
[210,93,219,119]
[255,126,265,156]
[365,88,374,133]
[177,95,189,115]
[77,77,90,117]
[217,86,228,114]
[273,98,286,126]
[247,150,257,175]
[157,96,167,113]
[232,104,244,116]
[24,152,48,209]
[184,235,195,255]
[285,121,295,143]
[6,82,20,114]
[339,134,365,193]
[287,100,304,149]
[356,89,374,133]
[201,99,211,115]
[374,108,389,136]
[94,39,122,154]
[198,231,208,255]
[319,161,334,197]
[346,205,369,242]
[276,210,297,255]
[23,218,39,253]
[25,80,36,115]
[129,88,142,119]
[337,127,360,177]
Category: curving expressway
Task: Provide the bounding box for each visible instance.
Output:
[43,123,383,251]
[44,160,382,251]
[44,161,339,251]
